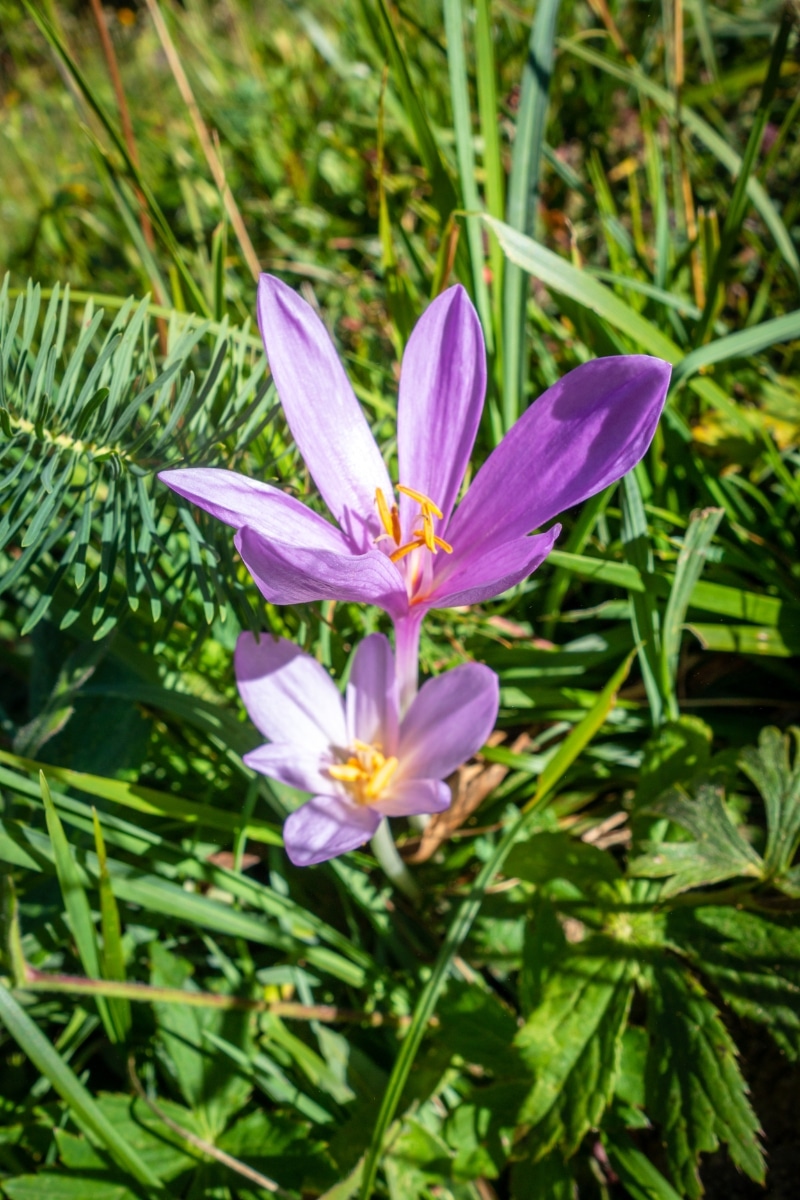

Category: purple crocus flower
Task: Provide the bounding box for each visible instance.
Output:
[236,631,499,866]
[160,276,670,701]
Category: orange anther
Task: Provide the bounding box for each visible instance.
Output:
[389,538,426,563]
[397,484,443,520]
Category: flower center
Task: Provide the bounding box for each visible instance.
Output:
[327,740,399,805]
[375,485,453,563]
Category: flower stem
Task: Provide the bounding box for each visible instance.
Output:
[394,613,422,715]
[371,819,421,906]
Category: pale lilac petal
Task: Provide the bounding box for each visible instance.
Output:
[428,526,560,610]
[397,286,486,533]
[235,527,409,620]
[398,663,499,781]
[235,633,346,750]
[283,795,381,866]
[257,275,392,550]
[374,778,451,818]
[158,468,347,551]
[243,744,332,794]
[447,356,670,554]
[345,634,399,755]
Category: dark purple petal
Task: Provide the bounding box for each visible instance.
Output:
[243,744,332,794]
[235,632,346,749]
[397,286,486,533]
[158,467,347,551]
[236,527,409,620]
[345,634,399,755]
[283,795,381,866]
[447,356,671,554]
[399,662,499,781]
[374,778,451,818]
[257,275,392,550]
[428,526,560,610]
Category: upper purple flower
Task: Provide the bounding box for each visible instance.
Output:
[160,275,671,622]
[236,631,499,866]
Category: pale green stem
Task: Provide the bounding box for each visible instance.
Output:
[370,819,421,906]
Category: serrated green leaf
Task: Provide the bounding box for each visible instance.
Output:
[602,1127,682,1200]
[668,905,800,1061]
[739,726,800,881]
[645,962,765,1198]
[515,936,634,1158]
[630,784,764,896]
[509,1145,574,1199]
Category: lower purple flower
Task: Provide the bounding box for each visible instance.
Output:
[235,631,499,866]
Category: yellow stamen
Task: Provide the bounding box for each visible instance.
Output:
[328,743,398,805]
[375,488,395,540]
[375,487,403,545]
[422,512,437,552]
[328,762,363,783]
[397,484,443,520]
[365,755,398,799]
[433,534,453,554]
[390,537,426,563]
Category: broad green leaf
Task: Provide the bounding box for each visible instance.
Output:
[150,942,253,1138]
[383,1118,454,1200]
[633,717,713,809]
[505,830,621,894]
[645,962,765,1198]
[630,784,764,896]
[515,935,634,1158]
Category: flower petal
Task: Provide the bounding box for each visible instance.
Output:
[428,526,560,610]
[346,634,399,755]
[236,526,409,619]
[397,286,486,533]
[235,632,346,750]
[158,468,347,551]
[398,662,499,781]
[257,275,392,550]
[283,795,381,866]
[447,356,670,553]
[374,778,451,818]
[243,744,333,794]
